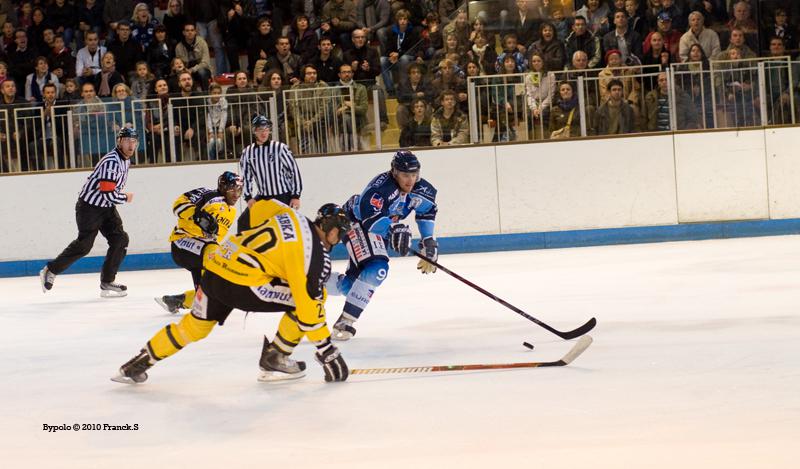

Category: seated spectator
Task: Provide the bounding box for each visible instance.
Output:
[763,7,797,52]
[716,27,757,60]
[525,52,554,140]
[288,15,318,64]
[290,64,331,154]
[107,20,143,79]
[93,52,125,98]
[334,63,367,150]
[430,58,466,110]
[131,2,159,50]
[643,12,681,60]
[0,80,26,172]
[501,0,539,50]
[489,54,524,142]
[130,61,154,99]
[46,0,77,50]
[431,89,469,146]
[602,9,643,66]
[48,34,75,82]
[224,70,255,155]
[724,1,758,50]
[167,56,188,92]
[469,16,496,50]
[162,0,187,45]
[575,0,611,37]
[103,0,135,42]
[263,69,287,143]
[396,63,433,128]
[380,8,422,95]
[25,56,60,103]
[344,27,388,127]
[643,71,697,131]
[172,71,204,161]
[466,31,497,76]
[265,36,302,86]
[718,46,758,127]
[248,17,277,75]
[75,30,106,86]
[8,29,38,95]
[689,0,729,29]
[496,34,528,74]
[677,43,714,129]
[679,11,721,62]
[593,78,635,135]
[175,21,211,91]
[565,15,602,70]
[144,78,173,163]
[528,22,566,72]
[27,7,49,54]
[642,31,674,71]
[60,77,80,102]
[442,8,470,51]
[205,82,228,160]
[320,0,358,51]
[76,0,103,51]
[764,37,800,124]
[145,24,175,79]
[75,81,115,166]
[0,21,14,56]
[399,97,432,147]
[419,12,443,60]
[0,60,7,86]
[624,0,647,38]
[658,0,685,32]
[548,81,582,138]
[311,37,344,85]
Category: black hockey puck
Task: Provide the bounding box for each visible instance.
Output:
[522,341,535,350]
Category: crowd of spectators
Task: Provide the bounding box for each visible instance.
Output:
[0,1,799,171]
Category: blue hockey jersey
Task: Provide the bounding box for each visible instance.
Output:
[345,171,438,239]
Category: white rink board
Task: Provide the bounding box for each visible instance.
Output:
[495,135,679,232]
[764,127,800,219]
[673,129,769,222]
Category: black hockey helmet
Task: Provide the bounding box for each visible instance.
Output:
[117,127,138,140]
[251,114,272,130]
[315,203,351,242]
[218,171,243,203]
[391,150,420,173]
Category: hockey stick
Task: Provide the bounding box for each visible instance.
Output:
[351,335,593,375]
[411,250,596,340]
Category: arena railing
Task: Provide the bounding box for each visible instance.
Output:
[2,58,800,175]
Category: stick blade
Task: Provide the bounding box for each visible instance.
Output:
[557,317,597,340]
[559,335,593,365]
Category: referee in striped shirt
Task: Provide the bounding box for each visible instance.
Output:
[238,115,303,231]
[40,128,138,298]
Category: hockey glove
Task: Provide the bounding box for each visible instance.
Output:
[417,237,438,274]
[388,223,412,256]
[193,210,219,238]
[315,342,349,382]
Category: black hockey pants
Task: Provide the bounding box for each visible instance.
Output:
[48,200,129,282]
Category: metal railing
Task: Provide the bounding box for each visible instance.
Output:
[284,84,359,155]
[3,58,800,174]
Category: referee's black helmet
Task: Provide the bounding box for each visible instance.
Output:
[251,114,272,130]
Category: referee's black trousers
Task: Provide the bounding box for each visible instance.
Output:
[48,200,130,282]
[237,194,294,232]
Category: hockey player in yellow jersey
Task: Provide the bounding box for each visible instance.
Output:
[154,171,243,314]
[112,201,352,384]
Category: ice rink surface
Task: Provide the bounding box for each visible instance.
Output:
[2,235,799,468]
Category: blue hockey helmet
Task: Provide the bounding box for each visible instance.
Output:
[251,114,272,130]
[117,127,138,140]
[315,203,352,242]
[391,150,420,173]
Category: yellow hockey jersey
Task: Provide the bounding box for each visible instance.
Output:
[169,188,237,243]
[204,200,332,341]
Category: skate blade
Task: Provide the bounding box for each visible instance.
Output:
[331,331,353,342]
[153,297,178,313]
[110,373,143,384]
[257,369,306,382]
[101,290,128,298]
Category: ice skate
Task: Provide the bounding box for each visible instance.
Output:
[331,316,356,341]
[100,282,128,298]
[154,294,184,313]
[258,341,306,382]
[111,348,154,384]
[39,266,55,293]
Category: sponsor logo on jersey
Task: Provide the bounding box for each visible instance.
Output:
[275,214,296,241]
[389,189,399,199]
[408,196,421,210]
[369,194,383,211]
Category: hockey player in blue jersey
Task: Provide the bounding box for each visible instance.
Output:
[330,150,439,340]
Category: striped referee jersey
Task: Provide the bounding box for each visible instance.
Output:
[239,140,302,201]
[77,149,130,207]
